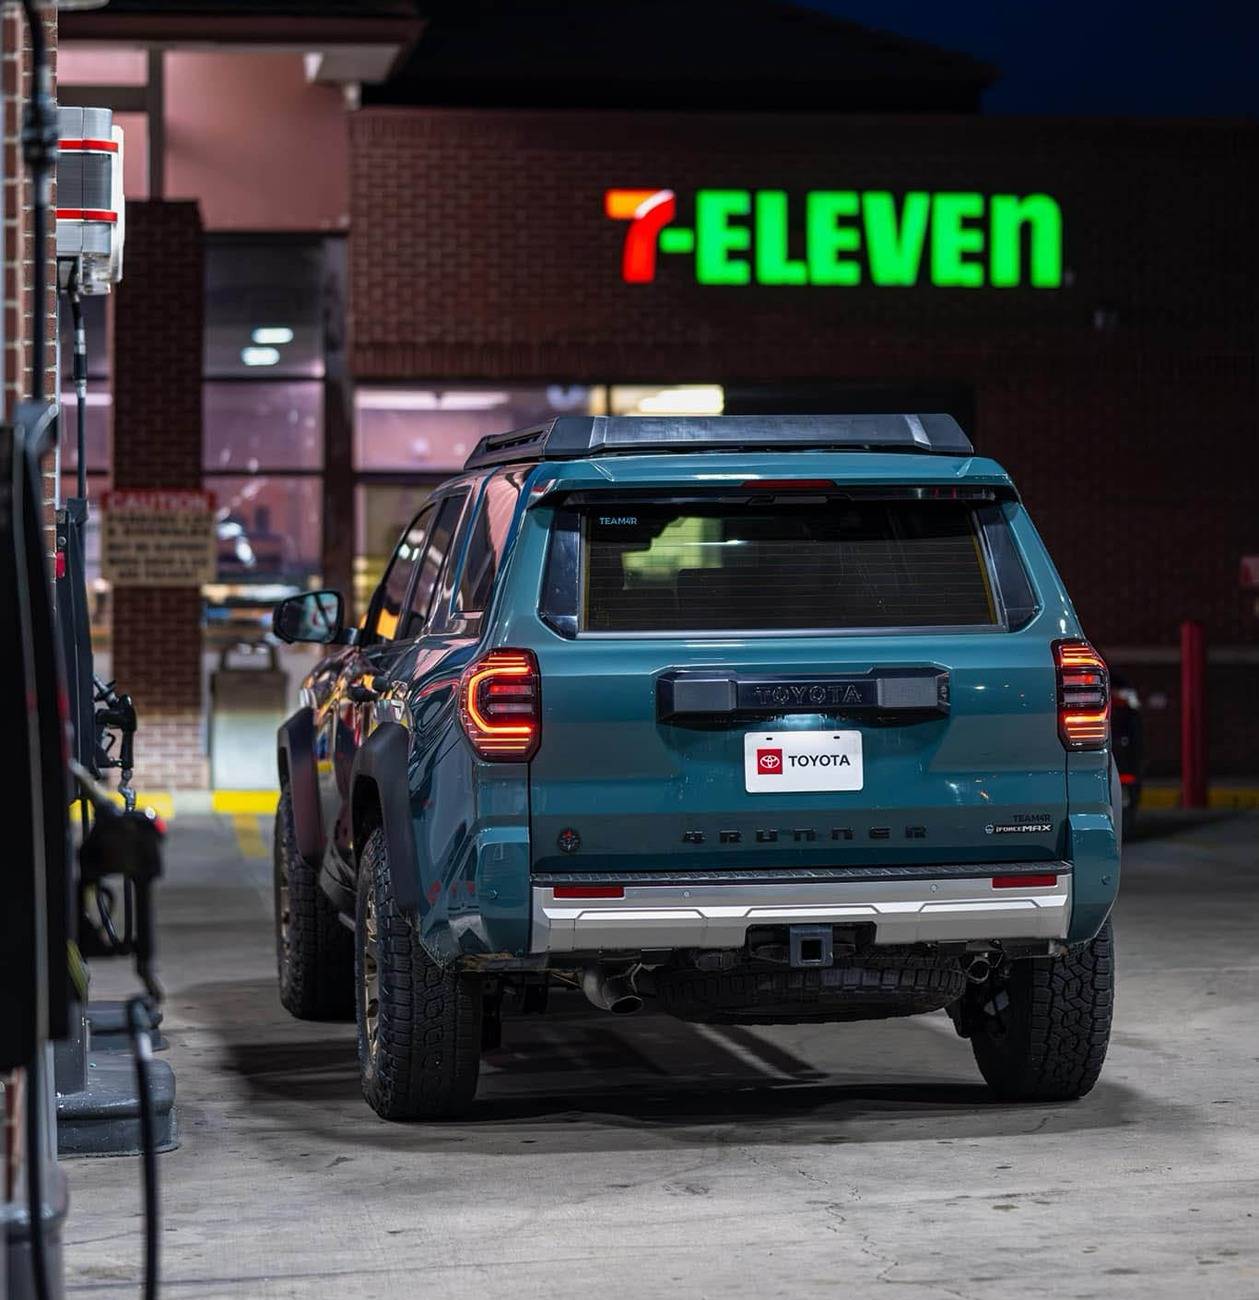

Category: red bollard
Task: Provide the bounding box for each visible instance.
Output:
[1180,620,1207,808]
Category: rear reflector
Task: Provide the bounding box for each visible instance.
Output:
[1119,772,1137,786]
[992,873,1058,889]
[552,885,625,899]
[1053,639,1109,751]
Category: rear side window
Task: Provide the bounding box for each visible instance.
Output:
[456,469,526,616]
[400,494,464,637]
[580,502,1000,633]
[369,505,433,641]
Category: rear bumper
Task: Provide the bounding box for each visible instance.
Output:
[529,865,1072,954]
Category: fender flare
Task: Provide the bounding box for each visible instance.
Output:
[350,721,420,914]
[277,708,323,866]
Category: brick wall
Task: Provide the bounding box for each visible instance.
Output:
[349,108,1259,774]
[2,5,58,547]
[111,200,207,788]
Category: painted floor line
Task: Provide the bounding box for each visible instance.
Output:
[232,812,268,860]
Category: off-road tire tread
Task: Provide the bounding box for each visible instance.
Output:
[656,950,968,1025]
[356,828,482,1120]
[275,787,354,1020]
[971,919,1114,1102]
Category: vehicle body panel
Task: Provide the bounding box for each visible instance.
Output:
[283,444,1119,968]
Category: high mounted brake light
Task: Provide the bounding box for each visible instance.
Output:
[459,649,541,760]
[1053,639,1109,750]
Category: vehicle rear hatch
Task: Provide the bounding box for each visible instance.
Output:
[526,456,1066,875]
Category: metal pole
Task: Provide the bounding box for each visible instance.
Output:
[68,266,88,501]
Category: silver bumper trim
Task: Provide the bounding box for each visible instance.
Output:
[530,873,1072,953]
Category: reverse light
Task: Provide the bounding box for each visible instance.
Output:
[1054,639,1109,750]
[459,648,541,761]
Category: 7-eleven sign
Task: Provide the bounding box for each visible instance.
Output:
[604,186,1065,289]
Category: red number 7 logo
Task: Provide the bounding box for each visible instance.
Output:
[604,189,676,283]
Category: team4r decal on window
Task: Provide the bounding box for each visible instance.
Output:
[744,732,864,793]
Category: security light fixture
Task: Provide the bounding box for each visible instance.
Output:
[240,346,280,367]
[251,326,294,345]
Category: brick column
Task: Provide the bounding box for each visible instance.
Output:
[2,4,58,551]
[111,200,207,789]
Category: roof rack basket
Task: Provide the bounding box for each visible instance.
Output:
[463,413,972,471]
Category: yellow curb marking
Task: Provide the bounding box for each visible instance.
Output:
[231,813,269,861]
[213,789,280,815]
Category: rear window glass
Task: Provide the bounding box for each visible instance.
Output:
[581,502,999,633]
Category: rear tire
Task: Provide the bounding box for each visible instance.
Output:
[274,787,354,1020]
[969,919,1114,1102]
[355,827,482,1120]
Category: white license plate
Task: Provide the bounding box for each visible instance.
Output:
[743,730,864,793]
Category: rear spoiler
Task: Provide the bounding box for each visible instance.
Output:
[468,413,974,471]
[524,478,1012,507]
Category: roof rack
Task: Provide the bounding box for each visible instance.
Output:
[462,413,972,471]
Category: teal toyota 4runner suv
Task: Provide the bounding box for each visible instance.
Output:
[272,414,1118,1121]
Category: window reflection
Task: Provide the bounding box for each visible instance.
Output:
[205,474,322,584]
[204,241,324,378]
[203,381,323,471]
[354,384,591,472]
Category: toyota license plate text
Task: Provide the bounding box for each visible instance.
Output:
[744,730,864,793]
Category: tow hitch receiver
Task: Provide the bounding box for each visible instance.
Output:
[789,924,834,968]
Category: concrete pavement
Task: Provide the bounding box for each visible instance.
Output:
[65,810,1259,1299]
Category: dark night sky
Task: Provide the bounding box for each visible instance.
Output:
[804,1,1259,117]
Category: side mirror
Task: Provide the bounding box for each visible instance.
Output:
[273,590,345,645]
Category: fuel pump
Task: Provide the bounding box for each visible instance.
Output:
[3,4,165,1298]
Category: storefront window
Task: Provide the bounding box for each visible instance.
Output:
[354,384,592,471]
[205,474,322,586]
[610,384,724,416]
[202,236,329,654]
[204,240,325,379]
[203,381,323,471]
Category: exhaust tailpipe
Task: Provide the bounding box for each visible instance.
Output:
[966,956,993,985]
[581,966,642,1015]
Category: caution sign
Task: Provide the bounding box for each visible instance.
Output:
[101,488,216,587]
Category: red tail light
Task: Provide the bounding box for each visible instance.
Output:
[1053,639,1109,750]
[459,649,541,761]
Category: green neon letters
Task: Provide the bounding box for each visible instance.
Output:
[608,187,1064,288]
[695,190,752,285]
